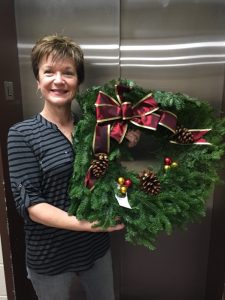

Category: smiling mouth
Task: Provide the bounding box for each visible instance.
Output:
[51,89,68,94]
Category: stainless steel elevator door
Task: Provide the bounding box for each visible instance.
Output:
[119,1,225,299]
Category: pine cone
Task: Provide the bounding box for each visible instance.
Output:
[139,170,161,195]
[174,125,194,144]
[91,153,109,179]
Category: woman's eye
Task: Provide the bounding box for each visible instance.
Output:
[64,71,75,76]
[44,70,53,75]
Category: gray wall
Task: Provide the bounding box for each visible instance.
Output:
[13,0,225,299]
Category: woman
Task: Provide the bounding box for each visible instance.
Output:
[8,35,140,300]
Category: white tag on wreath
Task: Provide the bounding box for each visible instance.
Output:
[115,193,132,209]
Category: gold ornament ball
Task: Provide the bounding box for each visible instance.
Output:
[118,177,125,185]
[120,186,127,194]
[164,165,171,171]
[171,162,178,168]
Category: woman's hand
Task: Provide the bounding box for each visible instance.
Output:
[28,203,125,232]
[79,219,125,232]
[125,129,141,147]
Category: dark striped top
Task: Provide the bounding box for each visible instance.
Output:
[7,114,109,275]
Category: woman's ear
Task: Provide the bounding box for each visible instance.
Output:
[36,83,42,99]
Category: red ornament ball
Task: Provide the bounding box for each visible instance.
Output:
[124,178,132,187]
[164,157,172,165]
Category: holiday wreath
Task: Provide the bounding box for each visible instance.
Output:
[68,79,225,250]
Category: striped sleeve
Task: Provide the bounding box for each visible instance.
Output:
[7,126,46,222]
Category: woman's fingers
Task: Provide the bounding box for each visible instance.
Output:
[125,129,141,147]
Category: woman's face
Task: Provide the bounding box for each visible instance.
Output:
[37,54,79,107]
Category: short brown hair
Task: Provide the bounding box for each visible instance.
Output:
[31,34,84,84]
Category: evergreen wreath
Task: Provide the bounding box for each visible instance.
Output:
[69,79,225,250]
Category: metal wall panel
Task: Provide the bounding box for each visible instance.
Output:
[120,0,225,110]
[15,0,120,118]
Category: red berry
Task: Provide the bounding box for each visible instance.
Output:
[124,179,132,187]
[164,157,172,165]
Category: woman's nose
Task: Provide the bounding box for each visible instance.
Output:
[54,72,64,83]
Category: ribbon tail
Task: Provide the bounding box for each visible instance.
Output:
[191,129,212,145]
[131,113,160,130]
[84,166,96,190]
[170,128,212,145]
[158,111,177,133]
[110,122,128,143]
[93,124,111,154]
[86,124,110,190]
